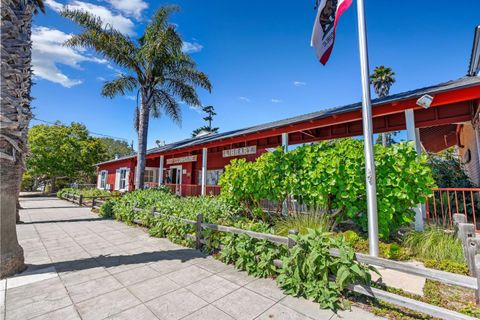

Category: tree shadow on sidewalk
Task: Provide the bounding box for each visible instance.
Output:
[23,248,208,275]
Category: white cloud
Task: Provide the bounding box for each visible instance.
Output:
[182,41,203,54]
[96,76,106,81]
[106,0,148,19]
[125,95,136,101]
[293,81,306,87]
[271,99,282,103]
[45,0,136,35]
[32,26,105,88]
[188,105,202,114]
[238,96,251,103]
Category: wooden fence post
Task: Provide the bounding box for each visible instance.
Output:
[288,229,298,249]
[196,213,203,250]
[151,207,156,216]
[467,237,480,277]
[79,195,83,206]
[475,254,480,305]
[92,197,96,208]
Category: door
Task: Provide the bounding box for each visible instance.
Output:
[169,165,182,196]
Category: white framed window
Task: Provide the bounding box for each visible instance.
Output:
[144,169,155,183]
[99,170,107,189]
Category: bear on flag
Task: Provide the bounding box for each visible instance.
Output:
[311,0,352,65]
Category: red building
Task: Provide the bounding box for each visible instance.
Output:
[96,76,480,196]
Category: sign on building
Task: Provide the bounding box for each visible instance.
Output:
[166,155,197,165]
[222,146,257,158]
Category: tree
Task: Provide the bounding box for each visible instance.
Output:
[370,65,396,147]
[192,105,219,137]
[1,0,45,278]
[99,137,134,159]
[62,6,211,189]
[26,123,108,190]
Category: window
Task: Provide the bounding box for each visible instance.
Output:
[144,169,155,183]
[119,168,127,190]
[100,171,107,189]
[198,169,223,185]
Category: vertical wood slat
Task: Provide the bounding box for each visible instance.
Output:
[196,213,203,250]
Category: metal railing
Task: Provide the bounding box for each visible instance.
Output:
[426,188,480,231]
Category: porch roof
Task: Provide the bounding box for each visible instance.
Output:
[97,76,480,166]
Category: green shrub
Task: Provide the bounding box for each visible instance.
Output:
[422,259,469,275]
[99,199,116,218]
[274,210,333,236]
[219,220,286,277]
[57,187,110,198]
[220,139,435,239]
[340,231,409,261]
[277,229,374,310]
[403,227,465,264]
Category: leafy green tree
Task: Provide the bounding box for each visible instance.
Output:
[62,6,211,189]
[370,65,396,147]
[26,122,108,191]
[1,0,45,277]
[99,137,134,159]
[192,105,219,137]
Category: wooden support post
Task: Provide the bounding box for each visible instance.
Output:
[458,223,476,273]
[288,229,298,249]
[92,197,96,208]
[151,207,156,216]
[196,213,203,250]
[79,195,83,206]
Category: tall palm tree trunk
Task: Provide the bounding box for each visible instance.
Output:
[135,88,152,190]
[0,0,34,277]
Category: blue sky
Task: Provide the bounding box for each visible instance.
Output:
[32,0,480,149]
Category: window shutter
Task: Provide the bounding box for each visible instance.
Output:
[115,169,120,190]
[125,168,130,190]
[97,173,102,189]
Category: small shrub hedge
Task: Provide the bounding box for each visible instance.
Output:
[57,187,111,198]
[102,189,372,310]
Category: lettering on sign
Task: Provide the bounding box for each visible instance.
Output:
[222,146,257,158]
[166,155,197,165]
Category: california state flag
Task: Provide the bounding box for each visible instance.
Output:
[311,0,353,65]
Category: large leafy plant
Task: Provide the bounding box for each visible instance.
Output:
[277,229,374,310]
[220,139,435,238]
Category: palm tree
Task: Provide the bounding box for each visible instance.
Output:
[370,65,396,147]
[1,0,45,278]
[62,6,211,189]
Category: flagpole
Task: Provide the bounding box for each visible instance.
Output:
[355,0,379,257]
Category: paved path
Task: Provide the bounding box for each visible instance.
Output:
[1,197,383,320]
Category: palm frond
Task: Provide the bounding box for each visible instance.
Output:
[61,9,142,76]
[152,89,182,124]
[101,74,138,98]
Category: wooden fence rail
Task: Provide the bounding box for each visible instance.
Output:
[58,197,480,320]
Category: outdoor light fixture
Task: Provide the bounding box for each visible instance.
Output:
[416,94,434,109]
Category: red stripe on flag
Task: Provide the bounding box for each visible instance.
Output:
[320,37,334,65]
[334,0,352,29]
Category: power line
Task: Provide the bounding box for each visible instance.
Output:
[31,117,129,142]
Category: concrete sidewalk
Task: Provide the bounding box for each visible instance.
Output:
[1,197,384,320]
